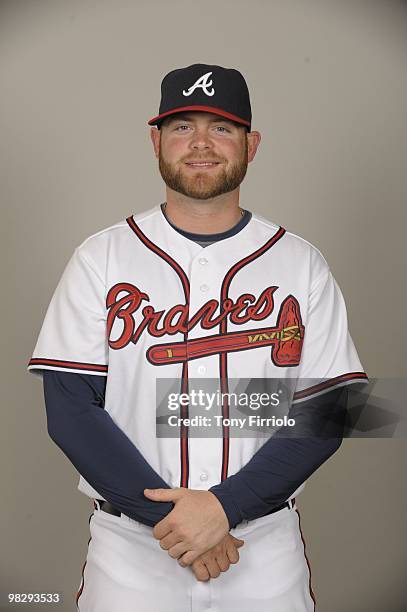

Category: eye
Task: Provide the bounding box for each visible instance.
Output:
[214,126,230,133]
[175,125,190,131]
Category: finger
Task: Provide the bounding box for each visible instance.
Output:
[192,561,210,582]
[152,519,172,540]
[226,544,240,564]
[230,535,245,547]
[215,554,230,572]
[167,541,189,559]
[158,533,182,551]
[203,558,221,579]
[177,550,199,567]
[144,488,182,503]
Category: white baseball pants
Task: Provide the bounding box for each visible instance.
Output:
[76,500,316,612]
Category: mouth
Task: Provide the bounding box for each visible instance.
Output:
[185,162,221,169]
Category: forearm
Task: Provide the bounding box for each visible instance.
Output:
[43,370,173,527]
[210,435,341,527]
[209,387,347,528]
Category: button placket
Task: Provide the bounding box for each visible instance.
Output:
[188,254,216,376]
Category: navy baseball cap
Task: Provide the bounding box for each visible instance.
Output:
[147,63,252,132]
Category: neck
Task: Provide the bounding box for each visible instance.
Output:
[163,189,243,234]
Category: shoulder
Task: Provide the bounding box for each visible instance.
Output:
[250,210,331,277]
[78,205,159,250]
[73,205,160,270]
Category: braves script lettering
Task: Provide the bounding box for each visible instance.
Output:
[106,282,278,350]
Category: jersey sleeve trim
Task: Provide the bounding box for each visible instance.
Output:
[27,358,108,375]
[292,372,369,403]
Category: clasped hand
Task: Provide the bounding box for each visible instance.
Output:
[144,487,244,581]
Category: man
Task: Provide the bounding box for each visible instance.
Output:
[28,63,368,611]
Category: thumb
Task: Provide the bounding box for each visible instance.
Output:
[144,488,181,502]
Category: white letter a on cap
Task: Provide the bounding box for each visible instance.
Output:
[183,72,215,97]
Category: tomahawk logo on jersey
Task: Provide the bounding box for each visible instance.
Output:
[28,204,368,495]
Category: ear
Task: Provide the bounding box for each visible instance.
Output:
[247,130,261,163]
[150,127,160,159]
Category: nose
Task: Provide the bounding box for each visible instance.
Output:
[189,127,213,151]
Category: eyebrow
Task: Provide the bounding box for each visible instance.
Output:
[165,114,236,126]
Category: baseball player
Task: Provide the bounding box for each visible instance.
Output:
[27,63,368,611]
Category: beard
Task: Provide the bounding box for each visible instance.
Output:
[158,142,249,200]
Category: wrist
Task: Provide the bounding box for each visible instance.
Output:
[208,485,243,529]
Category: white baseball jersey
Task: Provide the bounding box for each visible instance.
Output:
[28,203,368,500]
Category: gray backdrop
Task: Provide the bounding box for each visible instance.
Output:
[1,0,406,610]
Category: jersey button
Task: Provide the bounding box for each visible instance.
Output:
[200,284,209,292]
[197,365,206,375]
[198,257,208,265]
[200,472,208,481]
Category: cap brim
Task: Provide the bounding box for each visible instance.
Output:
[147,105,251,129]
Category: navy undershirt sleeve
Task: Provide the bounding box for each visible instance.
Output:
[43,369,347,530]
[42,369,173,527]
[209,386,348,528]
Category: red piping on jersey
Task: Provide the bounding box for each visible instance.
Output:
[295,507,317,609]
[126,215,191,488]
[219,226,286,482]
[28,358,108,374]
[75,560,87,606]
[293,372,369,401]
[75,510,94,607]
